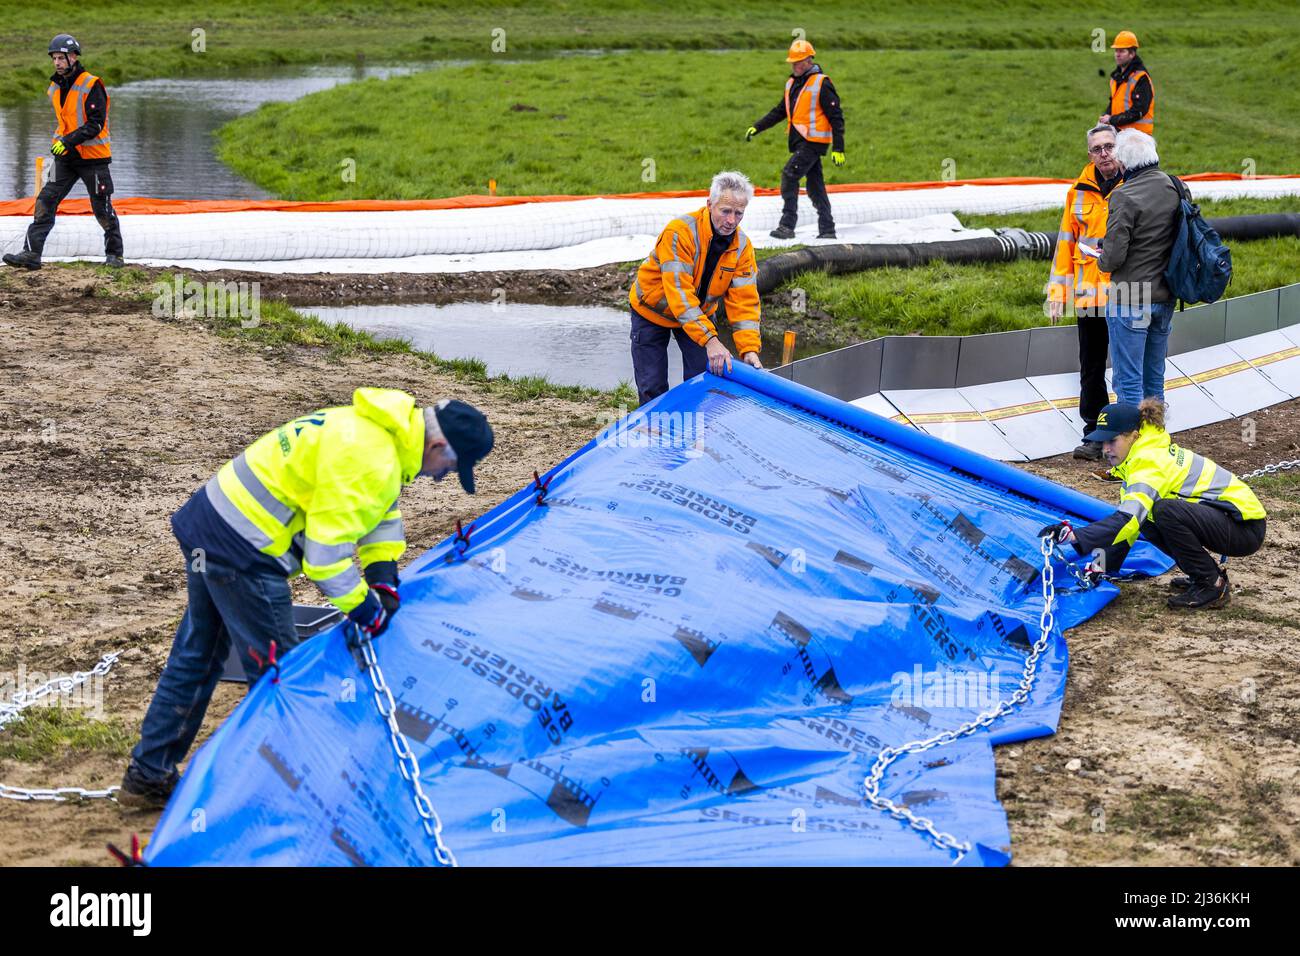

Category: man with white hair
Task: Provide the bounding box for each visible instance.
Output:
[1098,128,1181,407]
[118,388,494,808]
[629,170,764,404]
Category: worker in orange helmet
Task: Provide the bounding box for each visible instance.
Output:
[746,38,846,240]
[1099,30,1155,135]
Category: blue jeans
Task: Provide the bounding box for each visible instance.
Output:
[1105,299,1174,405]
[630,309,708,405]
[129,547,300,783]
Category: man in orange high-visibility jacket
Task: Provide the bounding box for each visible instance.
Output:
[1099,30,1155,135]
[746,39,846,240]
[3,34,124,271]
[629,171,764,404]
[1046,123,1124,462]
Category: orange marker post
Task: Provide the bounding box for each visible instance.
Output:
[781,330,797,366]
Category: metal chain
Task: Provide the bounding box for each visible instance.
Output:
[861,535,1058,863]
[1240,459,1300,481]
[0,652,123,803]
[354,630,458,867]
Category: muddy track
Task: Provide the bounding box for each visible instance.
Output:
[2,265,1298,865]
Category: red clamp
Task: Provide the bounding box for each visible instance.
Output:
[446,518,477,561]
[107,833,146,867]
[248,640,280,684]
[532,469,553,506]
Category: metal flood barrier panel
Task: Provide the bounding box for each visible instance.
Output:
[782,282,1300,460]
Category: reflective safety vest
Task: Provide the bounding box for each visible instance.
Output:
[1106,423,1266,547]
[48,70,112,160]
[202,388,425,613]
[785,68,833,144]
[629,205,762,356]
[1109,68,1154,135]
[1048,163,1122,310]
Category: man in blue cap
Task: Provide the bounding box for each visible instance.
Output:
[1039,399,1266,610]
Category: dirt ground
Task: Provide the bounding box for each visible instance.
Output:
[1,266,1296,866]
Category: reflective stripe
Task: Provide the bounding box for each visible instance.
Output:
[304,536,354,567]
[204,476,297,574]
[661,260,692,274]
[232,452,295,525]
[1118,497,1150,524]
[1177,453,1206,497]
[1048,275,1072,286]
[672,215,700,249]
[667,232,697,324]
[313,565,363,599]
[1201,466,1232,500]
[1124,481,1159,501]
[730,274,757,287]
[731,320,760,331]
[807,74,823,138]
[359,517,405,545]
[1057,230,1074,242]
[680,306,704,322]
[1081,235,1103,246]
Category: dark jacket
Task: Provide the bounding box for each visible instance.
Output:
[51,62,110,166]
[1098,162,1180,306]
[753,65,845,154]
[1106,55,1153,130]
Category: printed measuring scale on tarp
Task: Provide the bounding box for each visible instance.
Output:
[144,366,1169,866]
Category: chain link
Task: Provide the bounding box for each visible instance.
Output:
[0,652,123,803]
[1240,459,1300,481]
[353,630,458,867]
[860,535,1058,862]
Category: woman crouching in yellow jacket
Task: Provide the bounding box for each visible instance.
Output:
[1039,399,1267,610]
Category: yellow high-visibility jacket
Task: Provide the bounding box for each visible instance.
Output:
[1075,423,1266,553]
[1048,163,1121,311]
[202,388,424,613]
[630,206,762,356]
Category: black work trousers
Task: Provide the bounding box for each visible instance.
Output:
[779,143,835,234]
[1077,310,1110,436]
[1141,498,1266,585]
[26,160,123,257]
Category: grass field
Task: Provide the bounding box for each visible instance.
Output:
[4,1,1299,106]
[761,197,1300,343]
[216,43,1300,200]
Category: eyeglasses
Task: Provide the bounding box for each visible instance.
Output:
[1088,144,1116,155]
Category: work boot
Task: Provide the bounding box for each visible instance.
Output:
[116,764,179,810]
[105,255,125,268]
[1168,563,1226,591]
[769,225,796,239]
[817,229,837,239]
[1073,440,1103,461]
[1167,573,1230,610]
[2,250,41,270]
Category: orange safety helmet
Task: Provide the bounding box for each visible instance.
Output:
[1111,30,1140,49]
[786,39,816,62]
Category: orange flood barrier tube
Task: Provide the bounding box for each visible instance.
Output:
[0,172,1292,218]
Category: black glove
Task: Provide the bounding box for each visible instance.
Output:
[364,561,400,615]
[346,590,389,641]
[1036,521,1077,546]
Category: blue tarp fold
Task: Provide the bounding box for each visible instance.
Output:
[146,367,1169,866]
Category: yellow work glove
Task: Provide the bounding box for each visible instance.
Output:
[50,138,68,157]
[831,150,846,167]
[745,126,758,142]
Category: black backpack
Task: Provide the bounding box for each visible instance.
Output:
[1164,174,1233,307]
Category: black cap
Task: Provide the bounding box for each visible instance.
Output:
[1084,402,1141,442]
[434,400,493,493]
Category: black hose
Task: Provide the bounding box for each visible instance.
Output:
[757,213,1300,296]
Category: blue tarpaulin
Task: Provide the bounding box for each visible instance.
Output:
[145,366,1170,866]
